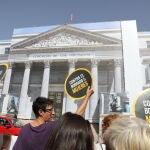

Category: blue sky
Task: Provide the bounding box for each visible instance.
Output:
[0,0,150,40]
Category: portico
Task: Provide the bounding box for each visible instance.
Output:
[1,24,123,122]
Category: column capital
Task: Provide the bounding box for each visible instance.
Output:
[43,60,52,68]
[68,59,77,68]
[68,59,77,63]
[114,59,122,67]
[25,61,32,69]
[8,62,14,69]
[91,59,98,67]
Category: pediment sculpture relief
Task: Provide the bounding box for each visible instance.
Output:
[26,32,103,48]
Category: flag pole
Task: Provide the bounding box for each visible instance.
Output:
[69,13,73,24]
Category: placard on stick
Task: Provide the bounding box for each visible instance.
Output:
[0,63,8,81]
[132,88,150,124]
[64,68,93,100]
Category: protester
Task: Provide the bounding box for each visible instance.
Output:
[13,86,94,150]
[94,114,120,150]
[44,112,94,150]
[101,114,120,134]
[103,116,150,150]
[0,113,19,150]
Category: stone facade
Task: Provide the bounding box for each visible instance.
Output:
[0,20,149,124]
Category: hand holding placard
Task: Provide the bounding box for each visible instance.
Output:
[85,86,94,99]
[75,86,94,116]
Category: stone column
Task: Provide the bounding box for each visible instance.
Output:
[65,59,77,112]
[18,61,31,118]
[68,59,76,73]
[114,59,122,93]
[2,62,13,114]
[89,59,99,122]
[2,62,13,94]
[146,64,150,83]
[62,93,67,114]
[41,60,51,97]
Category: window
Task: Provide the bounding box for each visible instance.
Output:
[147,41,150,48]
[145,65,150,83]
[5,47,10,54]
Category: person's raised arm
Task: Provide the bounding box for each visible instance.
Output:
[75,86,94,116]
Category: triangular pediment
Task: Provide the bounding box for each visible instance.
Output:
[11,25,120,50]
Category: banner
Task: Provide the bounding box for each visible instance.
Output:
[132,88,150,123]
[64,68,93,100]
[0,63,8,81]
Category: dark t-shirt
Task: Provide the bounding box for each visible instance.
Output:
[13,121,56,150]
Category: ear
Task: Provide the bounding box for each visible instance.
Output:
[38,109,44,116]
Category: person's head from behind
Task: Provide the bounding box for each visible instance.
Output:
[44,112,94,150]
[103,116,150,150]
[32,97,54,122]
[102,114,120,134]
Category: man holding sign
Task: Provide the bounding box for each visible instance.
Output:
[13,86,94,150]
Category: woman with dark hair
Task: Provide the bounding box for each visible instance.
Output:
[44,112,94,150]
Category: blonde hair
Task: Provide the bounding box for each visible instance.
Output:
[103,116,150,150]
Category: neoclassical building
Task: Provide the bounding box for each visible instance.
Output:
[0,20,149,126]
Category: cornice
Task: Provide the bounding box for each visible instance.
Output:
[114,59,122,67]
[138,33,150,38]
[6,52,122,64]
[10,45,121,54]
[140,48,150,57]
[141,57,150,64]
[0,54,9,57]
[12,34,37,39]
[143,84,150,89]
[0,54,9,61]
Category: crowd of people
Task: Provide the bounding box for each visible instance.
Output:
[1,86,150,150]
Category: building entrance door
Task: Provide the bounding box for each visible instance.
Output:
[48,91,64,120]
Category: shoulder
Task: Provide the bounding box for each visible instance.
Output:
[45,121,57,130]
[22,123,30,129]
[46,121,57,127]
[20,123,30,133]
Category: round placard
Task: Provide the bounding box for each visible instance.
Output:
[64,68,93,100]
[0,63,8,81]
[132,88,150,124]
